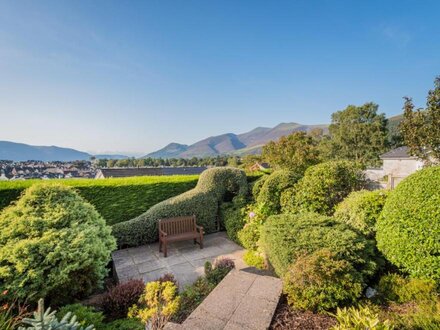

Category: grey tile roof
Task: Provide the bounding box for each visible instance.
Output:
[380,146,413,159]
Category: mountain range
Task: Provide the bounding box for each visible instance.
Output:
[145,122,328,158]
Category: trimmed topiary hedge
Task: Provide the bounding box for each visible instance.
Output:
[0,176,199,226]
[285,160,365,215]
[260,212,378,278]
[0,184,116,304]
[334,189,388,238]
[112,167,248,247]
[376,166,440,283]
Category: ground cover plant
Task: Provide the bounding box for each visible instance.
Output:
[0,175,198,226]
[0,184,116,304]
[112,167,248,247]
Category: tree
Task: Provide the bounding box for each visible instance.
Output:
[400,77,440,163]
[262,131,320,176]
[329,102,388,166]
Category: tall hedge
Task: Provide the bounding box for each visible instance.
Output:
[376,167,440,282]
[260,212,378,278]
[112,168,248,247]
[0,176,198,225]
[285,160,365,215]
[0,184,116,303]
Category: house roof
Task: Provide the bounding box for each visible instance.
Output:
[380,146,415,159]
[97,167,207,178]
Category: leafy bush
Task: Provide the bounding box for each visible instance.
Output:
[256,170,300,216]
[101,319,144,330]
[128,281,180,330]
[390,299,440,330]
[378,274,438,304]
[243,250,266,269]
[19,299,94,330]
[283,249,364,312]
[251,175,269,200]
[237,221,261,250]
[0,176,199,226]
[113,168,248,247]
[156,273,179,289]
[99,279,145,320]
[220,197,248,244]
[331,304,393,330]
[204,257,235,286]
[260,213,378,278]
[0,184,116,303]
[0,291,28,330]
[334,190,388,238]
[286,161,365,215]
[57,304,104,330]
[376,166,440,283]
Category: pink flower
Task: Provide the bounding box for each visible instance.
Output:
[249,212,256,218]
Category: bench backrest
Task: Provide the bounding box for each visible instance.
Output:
[159,216,196,236]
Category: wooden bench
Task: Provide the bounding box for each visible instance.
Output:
[159,216,204,257]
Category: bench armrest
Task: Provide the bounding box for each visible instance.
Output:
[195,225,204,233]
[159,229,168,237]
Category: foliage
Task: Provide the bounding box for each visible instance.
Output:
[378,274,438,304]
[0,175,198,226]
[331,304,393,330]
[283,249,364,312]
[328,102,388,166]
[376,166,440,282]
[18,299,94,330]
[129,281,180,330]
[100,319,144,330]
[220,197,248,244]
[287,160,365,215]
[156,273,179,289]
[250,175,269,200]
[99,279,145,320]
[334,190,388,238]
[0,291,29,330]
[204,257,235,286]
[0,184,116,304]
[390,299,440,330]
[400,76,440,163]
[243,250,266,269]
[237,221,261,250]
[112,167,248,247]
[172,277,215,323]
[256,170,300,216]
[56,305,103,330]
[260,212,378,278]
[262,131,321,175]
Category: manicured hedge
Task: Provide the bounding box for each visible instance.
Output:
[112,167,248,247]
[377,166,440,282]
[0,176,199,225]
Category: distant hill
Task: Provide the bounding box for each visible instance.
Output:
[0,141,129,161]
[144,122,328,159]
[0,141,91,161]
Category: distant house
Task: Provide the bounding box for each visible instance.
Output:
[249,162,270,172]
[95,167,207,179]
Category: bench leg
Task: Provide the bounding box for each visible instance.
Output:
[199,234,204,249]
[159,240,162,252]
[164,242,168,258]
[193,238,197,245]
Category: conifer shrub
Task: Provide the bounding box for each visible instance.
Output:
[260,212,377,279]
[256,170,300,216]
[334,190,388,238]
[376,166,440,283]
[0,184,116,304]
[285,161,365,215]
[112,168,248,247]
[283,249,364,312]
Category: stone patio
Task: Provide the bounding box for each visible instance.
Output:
[112,232,246,288]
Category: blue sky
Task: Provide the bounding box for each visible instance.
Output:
[0,1,439,155]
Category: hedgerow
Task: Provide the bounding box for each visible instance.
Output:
[0,184,116,304]
[376,166,440,282]
[0,176,198,226]
[112,167,248,247]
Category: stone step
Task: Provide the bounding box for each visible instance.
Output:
[165,269,282,330]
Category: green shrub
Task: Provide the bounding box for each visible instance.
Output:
[280,187,296,213]
[0,176,198,225]
[112,168,248,247]
[283,249,364,312]
[251,175,269,200]
[101,319,144,330]
[220,197,248,244]
[243,250,266,270]
[57,304,104,330]
[260,213,377,278]
[0,184,116,304]
[378,274,438,304]
[256,170,300,216]
[332,304,393,330]
[204,257,235,286]
[391,299,440,330]
[286,161,365,215]
[334,190,388,238]
[376,166,440,282]
[237,221,261,250]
